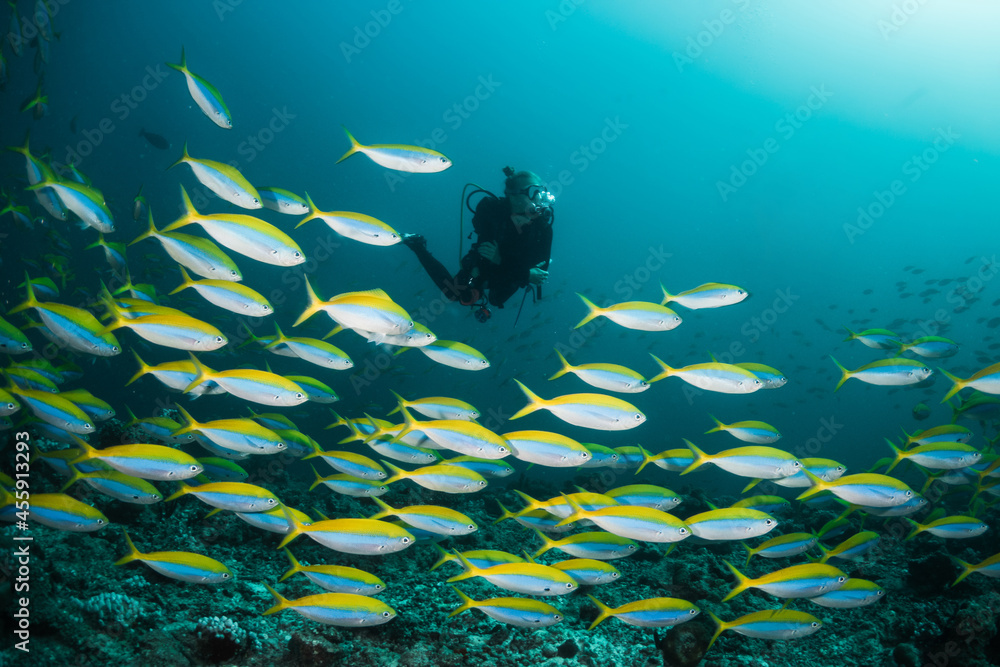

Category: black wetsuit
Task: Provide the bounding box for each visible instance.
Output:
[410,195,553,308]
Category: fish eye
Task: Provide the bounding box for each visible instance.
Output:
[190,465,199,471]
[267,498,277,504]
[811,622,819,628]
[84,423,93,430]
[402,537,411,543]
[612,572,619,577]
[679,527,688,534]
[627,545,636,550]
[295,393,305,399]
[382,611,390,617]
[223,573,231,578]
[478,480,487,486]
[765,519,774,525]
[97,518,106,524]
[499,446,508,453]
[375,584,383,590]
[215,336,225,343]
[876,590,884,596]
[634,414,642,420]
[838,576,846,582]
[565,583,574,588]
[252,198,260,205]
[230,270,238,277]
[468,524,475,530]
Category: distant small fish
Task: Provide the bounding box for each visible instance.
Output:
[139,128,169,150]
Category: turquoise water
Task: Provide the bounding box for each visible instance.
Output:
[3,2,1000,666]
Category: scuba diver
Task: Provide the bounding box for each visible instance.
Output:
[401,167,554,323]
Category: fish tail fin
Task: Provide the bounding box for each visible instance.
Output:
[705,414,726,434]
[7,271,40,315]
[795,468,829,501]
[885,438,904,473]
[381,460,407,486]
[126,351,150,386]
[647,354,673,383]
[166,46,186,73]
[67,434,99,465]
[383,406,417,444]
[510,379,545,420]
[168,141,189,171]
[904,518,924,542]
[278,548,301,582]
[680,438,709,475]
[237,323,261,350]
[294,192,321,229]
[261,582,291,616]
[183,353,211,394]
[307,464,326,490]
[445,551,481,583]
[548,348,574,381]
[168,266,195,296]
[5,130,30,157]
[573,293,602,329]
[158,185,198,234]
[164,482,193,503]
[939,368,966,403]
[447,586,477,618]
[336,127,362,164]
[740,478,762,494]
[387,389,406,416]
[428,543,452,572]
[831,356,850,392]
[949,556,975,587]
[659,281,674,306]
[293,275,323,327]
[512,490,541,515]
[842,326,857,342]
[554,493,586,527]
[740,542,755,567]
[720,560,751,601]
[123,404,139,427]
[129,209,159,246]
[276,504,308,549]
[531,527,556,558]
[586,595,614,631]
[367,495,395,520]
[706,611,729,652]
[58,464,84,493]
[635,448,658,475]
[114,529,144,566]
[492,500,516,525]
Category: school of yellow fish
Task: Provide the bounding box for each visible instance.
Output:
[4,38,1000,657]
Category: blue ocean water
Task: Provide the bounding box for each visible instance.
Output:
[3,1,1000,664]
[5,1,995,473]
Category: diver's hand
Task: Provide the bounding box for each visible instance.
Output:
[478,241,501,265]
[529,267,548,285]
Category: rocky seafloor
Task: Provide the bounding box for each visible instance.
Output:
[3,423,999,667]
